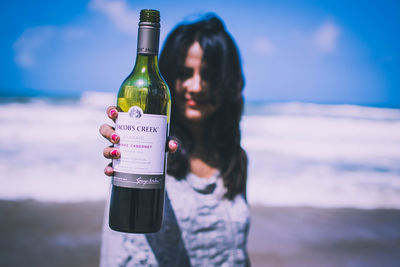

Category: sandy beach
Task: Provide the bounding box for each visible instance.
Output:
[248,205,400,267]
[1,200,399,267]
[0,200,103,267]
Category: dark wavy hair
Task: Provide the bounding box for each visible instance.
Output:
[159,14,247,200]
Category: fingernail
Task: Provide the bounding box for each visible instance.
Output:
[105,166,113,173]
[109,109,116,117]
[111,134,118,142]
[111,150,119,157]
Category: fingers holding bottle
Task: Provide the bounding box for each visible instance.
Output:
[103,106,177,177]
[103,146,120,159]
[104,162,114,176]
[99,124,120,144]
[100,106,120,144]
[106,106,118,122]
[167,136,178,153]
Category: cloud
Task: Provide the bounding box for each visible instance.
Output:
[89,0,138,36]
[62,27,88,41]
[13,26,87,68]
[13,26,56,68]
[253,37,276,56]
[312,21,340,53]
[13,0,136,70]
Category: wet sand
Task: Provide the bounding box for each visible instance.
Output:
[0,200,103,267]
[0,200,399,267]
[248,205,400,267]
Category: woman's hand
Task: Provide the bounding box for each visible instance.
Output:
[99,106,178,176]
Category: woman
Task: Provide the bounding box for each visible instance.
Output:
[99,13,249,266]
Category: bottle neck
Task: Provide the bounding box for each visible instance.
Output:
[133,54,160,74]
[133,22,160,74]
[137,22,160,55]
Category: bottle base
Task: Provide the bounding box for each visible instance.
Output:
[108,185,165,234]
[109,222,162,234]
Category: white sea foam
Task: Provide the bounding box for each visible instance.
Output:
[246,101,400,121]
[0,92,399,209]
[242,113,400,209]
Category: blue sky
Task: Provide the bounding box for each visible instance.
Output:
[1,0,399,107]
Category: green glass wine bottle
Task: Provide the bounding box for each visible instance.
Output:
[109,9,171,233]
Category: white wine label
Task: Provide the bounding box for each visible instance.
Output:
[112,106,167,189]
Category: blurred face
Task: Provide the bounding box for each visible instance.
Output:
[175,42,218,122]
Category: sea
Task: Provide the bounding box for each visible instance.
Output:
[0,91,399,210]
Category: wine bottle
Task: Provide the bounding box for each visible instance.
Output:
[109,9,171,233]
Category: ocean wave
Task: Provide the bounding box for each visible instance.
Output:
[79,91,116,109]
[0,96,399,208]
[245,101,400,121]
